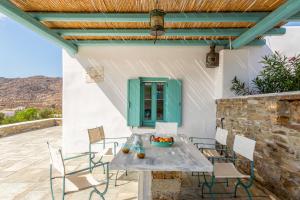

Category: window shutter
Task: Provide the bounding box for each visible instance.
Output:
[127,79,141,126]
[166,79,182,126]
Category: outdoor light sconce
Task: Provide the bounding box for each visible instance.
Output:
[150,0,166,44]
[206,45,219,68]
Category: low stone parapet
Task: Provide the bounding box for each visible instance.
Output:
[216,91,300,200]
[0,118,62,137]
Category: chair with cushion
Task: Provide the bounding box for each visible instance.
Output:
[201,135,256,200]
[190,127,229,160]
[155,122,178,135]
[88,126,128,186]
[47,142,109,200]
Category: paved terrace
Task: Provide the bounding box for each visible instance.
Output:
[0,126,279,200]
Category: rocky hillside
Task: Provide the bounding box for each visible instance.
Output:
[0,76,62,110]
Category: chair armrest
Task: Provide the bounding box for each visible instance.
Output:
[66,162,110,176]
[104,137,129,140]
[189,137,215,142]
[63,152,90,161]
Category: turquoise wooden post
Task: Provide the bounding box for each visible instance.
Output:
[127,79,141,126]
[166,79,182,126]
[0,1,77,55]
[231,0,300,48]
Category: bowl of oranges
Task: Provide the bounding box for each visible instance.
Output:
[150,135,174,147]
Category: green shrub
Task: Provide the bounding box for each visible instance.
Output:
[231,52,300,95]
[0,112,5,124]
[1,108,39,125]
[39,108,54,119]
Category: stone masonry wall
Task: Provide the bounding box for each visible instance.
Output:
[0,118,62,137]
[216,92,300,200]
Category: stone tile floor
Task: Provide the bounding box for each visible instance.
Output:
[0,126,280,200]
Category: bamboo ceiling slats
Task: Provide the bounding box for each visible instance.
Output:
[43,21,255,29]
[11,0,286,12]
[8,0,288,43]
[63,35,237,41]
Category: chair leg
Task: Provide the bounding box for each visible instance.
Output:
[115,170,120,186]
[234,181,241,198]
[89,190,95,200]
[62,178,65,200]
[197,172,202,187]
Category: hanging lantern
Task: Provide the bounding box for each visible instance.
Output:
[150,9,166,37]
[206,45,219,68]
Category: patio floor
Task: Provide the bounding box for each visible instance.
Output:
[0,126,279,200]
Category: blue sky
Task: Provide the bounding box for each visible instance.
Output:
[0,12,299,78]
[0,13,62,78]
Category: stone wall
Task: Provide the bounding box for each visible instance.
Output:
[0,118,62,137]
[216,92,300,200]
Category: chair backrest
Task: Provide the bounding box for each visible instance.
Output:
[155,122,178,135]
[215,128,228,146]
[233,135,256,161]
[47,142,65,175]
[88,126,105,144]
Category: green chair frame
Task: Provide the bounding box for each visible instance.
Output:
[87,127,129,186]
[48,142,110,200]
[201,135,256,200]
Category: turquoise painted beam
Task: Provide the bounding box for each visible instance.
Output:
[231,0,300,49]
[288,12,300,22]
[53,28,286,37]
[31,12,268,23]
[30,11,300,23]
[74,39,266,46]
[0,1,77,54]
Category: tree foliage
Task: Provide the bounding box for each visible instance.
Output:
[0,107,58,125]
[231,52,300,95]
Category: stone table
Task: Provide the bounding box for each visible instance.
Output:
[110,134,213,200]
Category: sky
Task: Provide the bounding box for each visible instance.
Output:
[0,12,299,78]
[0,13,62,78]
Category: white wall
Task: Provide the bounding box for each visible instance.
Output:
[215,46,273,98]
[266,26,300,57]
[62,45,269,153]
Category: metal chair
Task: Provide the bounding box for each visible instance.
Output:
[47,142,109,200]
[155,122,178,135]
[190,127,229,160]
[88,126,128,186]
[201,135,256,200]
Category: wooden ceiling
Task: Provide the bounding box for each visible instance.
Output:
[10,0,286,12]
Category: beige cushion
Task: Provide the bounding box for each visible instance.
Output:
[65,172,106,193]
[203,149,221,158]
[88,126,105,144]
[212,163,250,179]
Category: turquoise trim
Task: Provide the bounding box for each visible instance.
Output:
[231,0,300,49]
[75,39,266,46]
[0,1,77,55]
[140,77,169,82]
[53,28,285,37]
[30,12,300,22]
[288,12,300,22]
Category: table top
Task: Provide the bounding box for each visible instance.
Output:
[110,134,213,172]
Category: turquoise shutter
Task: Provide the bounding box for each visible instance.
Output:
[166,79,182,126]
[127,79,141,126]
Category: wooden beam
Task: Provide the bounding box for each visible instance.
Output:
[30,12,300,23]
[231,0,300,49]
[0,1,78,54]
[74,39,266,46]
[54,28,285,37]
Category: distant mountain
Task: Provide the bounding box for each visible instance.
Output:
[0,76,62,110]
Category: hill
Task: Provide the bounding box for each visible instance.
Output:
[0,76,62,110]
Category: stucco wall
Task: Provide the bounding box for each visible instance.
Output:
[216,92,300,200]
[62,46,270,153]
